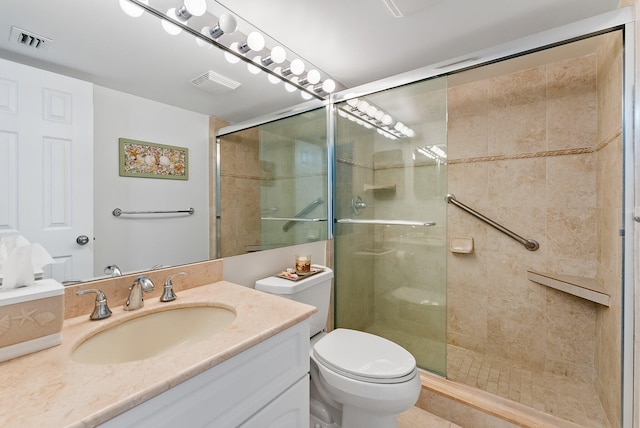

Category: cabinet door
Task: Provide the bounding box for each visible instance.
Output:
[239,375,309,428]
[99,321,309,428]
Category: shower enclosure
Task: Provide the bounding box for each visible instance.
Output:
[333,77,449,374]
[333,29,625,427]
[216,108,328,258]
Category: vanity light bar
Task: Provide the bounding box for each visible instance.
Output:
[338,98,415,140]
[416,147,446,164]
[121,0,337,100]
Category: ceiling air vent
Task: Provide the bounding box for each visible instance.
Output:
[190,71,241,94]
[9,26,52,51]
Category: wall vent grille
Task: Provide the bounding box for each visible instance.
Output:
[190,71,241,94]
[9,26,52,51]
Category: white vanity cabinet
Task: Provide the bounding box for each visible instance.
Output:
[100,320,310,428]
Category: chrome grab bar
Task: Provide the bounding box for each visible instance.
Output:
[336,218,436,227]
[112,208,195,217]
[446,194,539,251]
[281,197,325,231]
[261,217,327,222]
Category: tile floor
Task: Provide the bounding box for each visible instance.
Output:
[446,345,611,428]
[364,322,611,427]
[398,406,461,428]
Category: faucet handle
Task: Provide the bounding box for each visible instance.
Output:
[76,288,112,320]
[161,272,187,302]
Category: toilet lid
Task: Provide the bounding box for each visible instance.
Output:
[313,329,416,382]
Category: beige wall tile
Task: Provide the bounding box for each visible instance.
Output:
[488,101,547,155]
[547,154,596,209]
[547,56,597,150]
[487,158,547,209]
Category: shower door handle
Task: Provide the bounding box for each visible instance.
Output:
[336,218,436,227]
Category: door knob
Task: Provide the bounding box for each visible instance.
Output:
[76,235,90,245]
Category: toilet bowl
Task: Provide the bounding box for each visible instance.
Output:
[311,329,421,428]
[256,266,420,428]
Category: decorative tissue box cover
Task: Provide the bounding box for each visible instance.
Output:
[0,279,64,362]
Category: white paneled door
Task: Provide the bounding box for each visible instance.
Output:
[0,58,93,283]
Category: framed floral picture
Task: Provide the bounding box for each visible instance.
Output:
[119,138,188,180]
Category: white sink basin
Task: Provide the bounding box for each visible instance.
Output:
[72,306,236,364]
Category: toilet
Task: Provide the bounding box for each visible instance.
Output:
[255,265,421,428]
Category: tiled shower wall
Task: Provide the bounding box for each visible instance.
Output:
[447,32,622,425]
[217,126,261,257]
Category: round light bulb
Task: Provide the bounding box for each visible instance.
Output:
[374,111,385,121]
[270,46,286,64]
[322,79,336,93]
[268,70,281,84]
[247,32,265,51]
[381,114,393,126]
[357,100,370,113]
[120,0,148,18]
[301,90,313,100]
[366,105,378,117]
[224,42,241,64]
[404,128,416,138]
[197,27,213,48]
[184,0,207,17]
[346,98,359,107]
[162,8,182,35]
[247,56,261,74]
[306,69,321,85]
[289,58,305,75]
[218,13,238,34]
[284,77,298,92]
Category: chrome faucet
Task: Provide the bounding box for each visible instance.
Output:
[76,289,112,320]
[124,275,155,311]
[104,264,122,277]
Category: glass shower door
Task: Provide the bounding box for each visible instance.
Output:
[333,76,448,374]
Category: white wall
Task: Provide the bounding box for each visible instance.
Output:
[93,86,209,276]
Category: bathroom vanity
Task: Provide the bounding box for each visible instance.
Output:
[0,281,315,427]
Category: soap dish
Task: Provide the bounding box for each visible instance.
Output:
[450,237,474,254]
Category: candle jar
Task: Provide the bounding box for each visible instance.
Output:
[295,253,311,273]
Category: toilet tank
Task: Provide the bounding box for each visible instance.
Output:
[255,266,333,337]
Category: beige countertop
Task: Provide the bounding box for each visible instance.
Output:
[0,281,316,427]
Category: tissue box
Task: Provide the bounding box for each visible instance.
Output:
[0,279,64,362]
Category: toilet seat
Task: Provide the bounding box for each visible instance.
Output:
[313,329,417,384]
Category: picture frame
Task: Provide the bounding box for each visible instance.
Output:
[119,138,188,180]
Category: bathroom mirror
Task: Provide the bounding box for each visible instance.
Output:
[0,0,327,283]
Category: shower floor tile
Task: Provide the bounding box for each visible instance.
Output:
[446,345,611,427]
